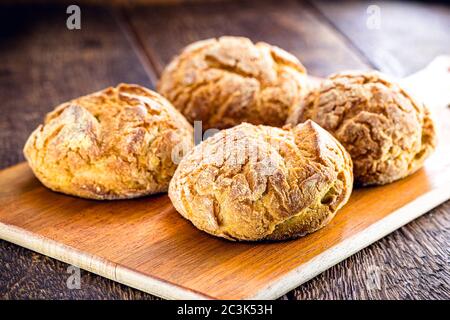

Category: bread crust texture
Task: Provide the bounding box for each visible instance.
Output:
[24,84,194,200]
[158,36,308,130]
[169,120,353,241]
[287,71,436,186]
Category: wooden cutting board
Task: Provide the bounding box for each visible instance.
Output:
[1,57,449,300]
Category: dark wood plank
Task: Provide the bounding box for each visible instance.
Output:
[126,0,450,300]
[0,5,154,170]
[0,4,156,299]
[0,1,449,300]
[2,200,448,300]
[125,0,371,77]
[312,0,450,77]
[0,239,158,299]
[1,157,450,299]
[290,201,450,299]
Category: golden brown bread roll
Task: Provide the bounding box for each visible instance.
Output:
[287,71,436,186]
[169,120,353,241]
[24,84,193,200]
[158,36,308,130]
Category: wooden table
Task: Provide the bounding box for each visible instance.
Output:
[0,0,449,300]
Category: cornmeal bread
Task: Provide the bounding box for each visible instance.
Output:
[158,36,308,130]
[24,84,193,199]
[287,71,436,186]
[169,121,353,241]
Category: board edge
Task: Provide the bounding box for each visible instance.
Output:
[247,185,450,300]
[0,223,210,300]
[1,164,449,300]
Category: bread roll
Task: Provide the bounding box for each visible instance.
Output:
[169,121,353,241]
[287,71,436,186]
[158,36,308,130]
[24,84,193,199]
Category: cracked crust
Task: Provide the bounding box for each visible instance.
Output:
[23,84,194,200]
[287,71,436,186]
[157,36,308,130]
[168,120,353,241]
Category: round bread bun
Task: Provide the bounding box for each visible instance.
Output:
[157,36,308,130]
[24,84,194,200]
[287,71,436,186]
[169,120,353,241]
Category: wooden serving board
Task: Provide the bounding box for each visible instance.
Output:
[1,58,449,300]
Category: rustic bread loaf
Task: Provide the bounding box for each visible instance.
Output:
[287,71,436,186]
[158,36,308,130]
[24,84,193,199]
[169,120,353,241]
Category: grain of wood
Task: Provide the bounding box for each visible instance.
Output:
[0,0,449,300]
[125,0,370,77]
[290,202,450,300]
[312,0,450,77]
[0,239,159,299]
[0,150,449,299]
[0,5,157,299]
[0,5,153,170]
[2,201,449,299]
